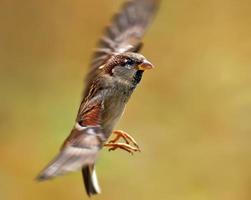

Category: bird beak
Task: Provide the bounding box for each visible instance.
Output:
[138,60,154,71]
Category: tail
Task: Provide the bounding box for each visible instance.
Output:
[82,165,101,196]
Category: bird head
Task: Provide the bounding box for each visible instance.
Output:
[102,52,154,85]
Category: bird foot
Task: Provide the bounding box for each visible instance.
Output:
[104,130,140,154]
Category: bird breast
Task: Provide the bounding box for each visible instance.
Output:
[100,78,135,138]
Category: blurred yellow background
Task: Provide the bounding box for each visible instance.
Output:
[1,0,251,199]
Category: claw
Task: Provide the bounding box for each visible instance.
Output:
[104,143,140,155]
[104,130,140,154]
[112,130,140,150]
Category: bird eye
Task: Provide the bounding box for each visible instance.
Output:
[121,58,135,69]
[125,59,134,66]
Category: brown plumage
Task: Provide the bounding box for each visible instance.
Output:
[36,0,160,197]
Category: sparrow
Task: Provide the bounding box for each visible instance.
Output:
[36,0,160,197]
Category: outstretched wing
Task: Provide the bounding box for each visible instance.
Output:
[36,124,105,180]
[37,95,105,180]
[84,0,160,97]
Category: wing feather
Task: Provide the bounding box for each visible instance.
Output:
[84,0,160,97]
[36,125,105,180]
[37,96,105,181]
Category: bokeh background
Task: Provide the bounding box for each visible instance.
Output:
[1,0,251,199]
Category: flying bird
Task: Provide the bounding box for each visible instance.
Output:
[36,0,160,197]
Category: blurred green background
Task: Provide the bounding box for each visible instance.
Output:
[1,0,251,199]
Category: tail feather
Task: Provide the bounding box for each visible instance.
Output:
[82,165,101,196]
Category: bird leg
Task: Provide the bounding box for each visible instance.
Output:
[104,130,140,154]
[109,130,140,148]
[104,143,139,155]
